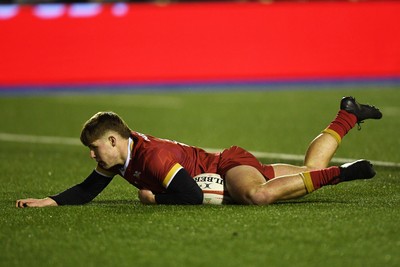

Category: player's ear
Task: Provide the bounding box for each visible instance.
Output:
[108,136,117,147]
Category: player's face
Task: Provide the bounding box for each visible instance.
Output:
[88,136,121,169]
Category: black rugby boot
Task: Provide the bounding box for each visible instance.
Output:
[340,96,382,127]
[339,160,376,182]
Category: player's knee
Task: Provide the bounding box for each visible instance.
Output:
[247,189,276,205]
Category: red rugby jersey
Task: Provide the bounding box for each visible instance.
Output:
[120,131,219,194]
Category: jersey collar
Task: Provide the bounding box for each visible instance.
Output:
[120,137,133,176]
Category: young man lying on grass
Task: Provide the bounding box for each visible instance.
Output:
[16,96,382,207]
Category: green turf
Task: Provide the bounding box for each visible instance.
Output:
[1,87,399,267]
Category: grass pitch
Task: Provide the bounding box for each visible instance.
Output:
[1,87,399,267]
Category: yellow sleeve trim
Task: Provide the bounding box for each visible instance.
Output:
[300,172,315,193]
[163,163,183,188]
[322,128,342,145]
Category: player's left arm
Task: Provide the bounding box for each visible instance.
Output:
[139,167,203,205]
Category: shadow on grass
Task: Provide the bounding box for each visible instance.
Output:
[275,198,350,205]
[88,198,350,207]
[89,199,137,206]
[4,198,351,210]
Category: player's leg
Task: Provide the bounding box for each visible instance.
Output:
[308,97,382,168]
[269,133,339,177]
[225,160,376,205]
[303,133,339,170]
[269,132,342,178]
[260,96,383,182]
[224,165,307,205]
[273,96,383,174]
[225,97,382,205]
[268,164,308,177]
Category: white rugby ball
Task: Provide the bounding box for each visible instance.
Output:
[193,173,233,205]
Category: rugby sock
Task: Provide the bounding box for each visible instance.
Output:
[322,110,357,144]
[300,167,341,193]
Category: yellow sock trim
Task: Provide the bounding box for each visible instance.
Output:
[300,172,315,193]
[322,128,342,145]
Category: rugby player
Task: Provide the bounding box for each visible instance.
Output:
[16,96,382,207]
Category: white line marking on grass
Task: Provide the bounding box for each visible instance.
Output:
[0,132,81,146]
[1,132,399,168]
[203,148,400,168]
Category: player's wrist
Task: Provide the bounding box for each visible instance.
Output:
[44,197,58,206]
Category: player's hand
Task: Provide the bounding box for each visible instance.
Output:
[138,189,156,205]
[16,197,58,208]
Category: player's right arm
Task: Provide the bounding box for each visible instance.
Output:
[16,169,113,208]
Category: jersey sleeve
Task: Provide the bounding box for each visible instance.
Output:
[146,147,184,189]
[49,170,113,205]
[155,168,203,205]
[143,146,203,205]
[162,163,183,188]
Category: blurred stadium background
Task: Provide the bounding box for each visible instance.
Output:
[0,0,399,92]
